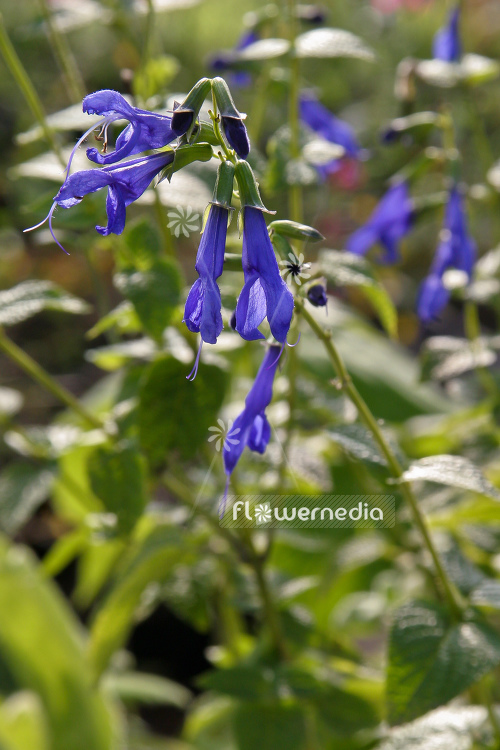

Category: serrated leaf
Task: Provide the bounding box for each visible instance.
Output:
[420,336,497,381]
[233,702,307,750]
[0,281,90,326]
[328,424,387,466]
[88,443,148,533]
[319,249,397,338]
[379,705,489,750]
[0,465,55,535]
[138,356,227,467]
[387,600,500,724]
[295,28,375,61]
[238,38,290,61]
[114,259,182,342]
[199,667,274,701]
[102,671,192,708]
[400,456,500,501]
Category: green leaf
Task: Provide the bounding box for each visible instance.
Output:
[133,55,180,102]
[295,28,375,60]
[269,220,324,242]
[102,671,192,708]
[114,259,182,343]
[233,702,307,750]
[420,336,497,381]
[86,301,142,340]
[0,281,90,326]
[86,338,156,371]
[328,424,388,467]
[138,356,227,467]
[0,464,55,535]
[0,387,23,417]
[199,667,274,701]
[379,705,489,750]
[387,600,500,724]
[238,38,290,60]
[88,525,182,677]
[400,456,500,501]
[470,580,500,609]
[88,443,148,533]
[0,539,114,750]
[319,249,398,338]
[0,692,49,750]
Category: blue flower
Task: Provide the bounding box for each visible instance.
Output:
[433,7,461,63]
[418,186,475,322]
[26,152,174,252]
[235,207,294,343]
[210,30,259,88]
[221,115,250,159]
[307,284,328,307]
[82,90,175,165]
[221,344,281,515]
[346,181,414,263]
[300,91,361,159]
[184,204,228,345]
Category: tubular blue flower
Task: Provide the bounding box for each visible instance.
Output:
[300,91,361,159]
[346,180,414,263]
[82,90,175,165]
[210,30,259,87]
[25,152,174,252]
[221,344,281,516]
[307,283,328,307]
[235,207,294,343]
[418,186,476,322]
[433,7,461,63]
[184,204,228,345]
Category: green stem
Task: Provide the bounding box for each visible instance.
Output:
[0,13,64,167]
[287,0,302,224]
[0,328,104,430]
[144,0,157,67]
[38,0,86,102]
[247,537,289,660]
[464,300,498,397]
[478,677,500,749]
[296,299,464,619]
[153,190,176,257]
[210,91,237,165]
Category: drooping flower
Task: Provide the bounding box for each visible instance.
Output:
[210,29,259,88]
[236,207,294,342]
[300,91,361,159]
[83,89,175,165]
[418,186,475,322]
[171,78,212,139]
[212,77,250,159]
[346,180,414,263]
[221,344,281,515]
[433,6,461,63]
[25,151,174,252]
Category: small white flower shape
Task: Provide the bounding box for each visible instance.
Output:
[255,503,272,524]
[208,418,240,452]
[279,252,312,287]
[167,205,200,237]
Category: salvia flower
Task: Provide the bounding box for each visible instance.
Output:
[222,344,281,516]
[433,6,461,63]
[212,77,250,159]
[184,161,234,350]
[418,185,475,322]
[83,89,175,165]
[26,151,174,252]
[346,180,414,263]
[300,91,361,159]
[171,78,212,140]
[307,283,328,307]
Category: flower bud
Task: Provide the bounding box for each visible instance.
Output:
[171,78,212,139]
[212,77,250,158]
[307,284,328,307]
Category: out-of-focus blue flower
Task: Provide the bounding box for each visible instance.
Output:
[433,6,461,63]
[346,180,414,263]
[418,186,475,322]
[184,204,228,345]
[221,344,281,515]
[300,91,361,158]
[83,90,175,165]
[26,152,174,252]
[210,30,259,88]
[235,207,294,343]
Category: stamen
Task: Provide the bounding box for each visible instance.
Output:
[186,339,203,381]
[65,117,108,177]
[266,343,285,369]
[286,332,301,347]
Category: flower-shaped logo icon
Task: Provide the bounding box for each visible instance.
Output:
[167,205,200,237]
[208,419,240,452]
[279,252,312,287]
[255,503,272,524]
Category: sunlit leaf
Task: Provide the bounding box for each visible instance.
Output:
[295,28,375,61]
[0,281,90,326]
[400,455,500,501]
